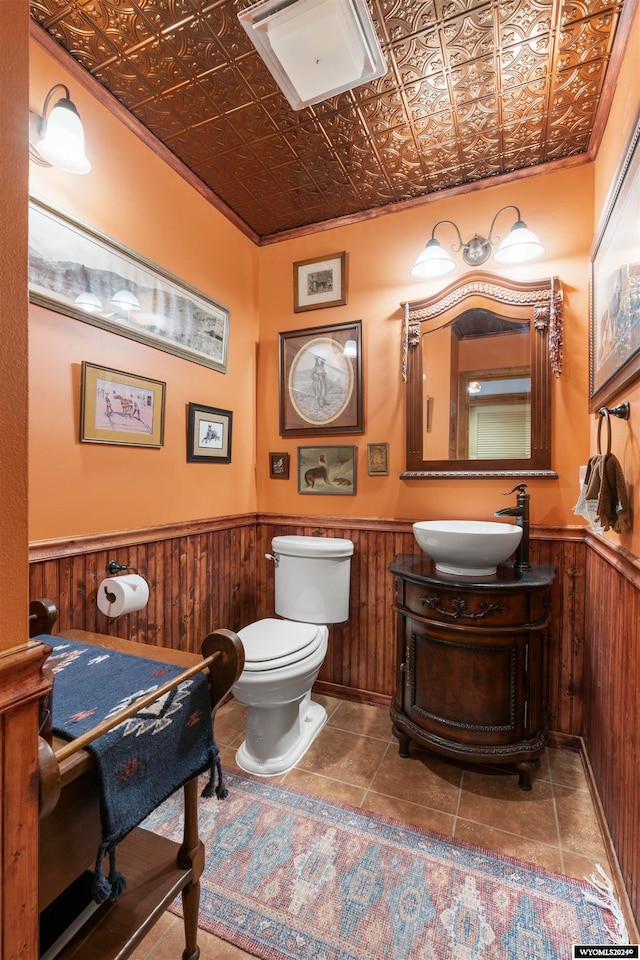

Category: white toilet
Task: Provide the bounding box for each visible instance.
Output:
[233,535,354,776]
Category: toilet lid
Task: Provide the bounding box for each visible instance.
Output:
[238,618,324,669]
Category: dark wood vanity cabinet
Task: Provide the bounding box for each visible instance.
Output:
[389,555,555,790]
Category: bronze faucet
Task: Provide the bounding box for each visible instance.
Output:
[495,483,530,570]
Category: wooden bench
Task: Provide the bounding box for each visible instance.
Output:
[31,600,244,960]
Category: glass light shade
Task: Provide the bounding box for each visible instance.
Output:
[493,221,545,265]
[238,0,386,110]
[343,339,357,358]
[111,289,141,312]
[74,291,102,313]
[35,98,91,174]
[411,239,456,279]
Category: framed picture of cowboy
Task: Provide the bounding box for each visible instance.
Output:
[80,362,165,448]
[278,320,363,437]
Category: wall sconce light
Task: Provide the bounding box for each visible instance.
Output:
[29,83,91,174]
[343,339,358,358]
[410,206,545,280]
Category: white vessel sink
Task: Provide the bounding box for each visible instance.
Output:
[413,520,523,576]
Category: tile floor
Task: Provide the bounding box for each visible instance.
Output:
[132,694,623,959]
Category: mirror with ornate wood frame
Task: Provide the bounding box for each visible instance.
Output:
[401,272,563,478]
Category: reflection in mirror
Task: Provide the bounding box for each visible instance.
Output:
[402,272,562,478]
[423,310,531,460]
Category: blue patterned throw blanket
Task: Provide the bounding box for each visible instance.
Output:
[38,636,226,904]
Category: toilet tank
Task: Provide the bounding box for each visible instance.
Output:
[271,535,354,624]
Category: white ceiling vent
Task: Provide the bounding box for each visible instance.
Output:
[238,0,387,110]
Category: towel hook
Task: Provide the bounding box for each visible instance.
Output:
[597,408,611,456]
[597,402,630,456]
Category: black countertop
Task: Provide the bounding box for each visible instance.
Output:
[389,554,556,589]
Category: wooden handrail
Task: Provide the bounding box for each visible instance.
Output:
[54,650,222,763]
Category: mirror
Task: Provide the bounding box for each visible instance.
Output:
[402,272,562,477]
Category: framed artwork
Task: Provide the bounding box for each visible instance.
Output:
[279,320,363,436]
[293,252,347,312]
[187,403,232,463]
[367,442,389,475]
[297,446,356,495]
[589,110,640,410]
[80,362,165,447]
[29,196,230,374]
[269,452,290,479]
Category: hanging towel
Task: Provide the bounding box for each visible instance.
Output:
[574,453,631,533]
[38,637,226,904]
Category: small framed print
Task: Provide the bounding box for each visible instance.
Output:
[294,252,347,312]
[80,362,165,448]
[269,451,290,479]
[187,402,232,462]
[367,442,389,475]
[298,445,356,495]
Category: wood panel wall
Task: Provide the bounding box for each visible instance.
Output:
[29,516,257,656]
[583,536,640,927]
[29,513,640,926]
[30,513,587,736]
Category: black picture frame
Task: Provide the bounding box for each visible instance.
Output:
[187,402,232,463]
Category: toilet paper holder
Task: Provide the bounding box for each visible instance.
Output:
[106,559,138,576]
[104,560,141,605]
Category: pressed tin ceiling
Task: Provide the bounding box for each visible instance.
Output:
[30,0,631,242]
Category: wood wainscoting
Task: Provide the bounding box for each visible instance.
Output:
[28,513,640,925]
[257,517,588,734]
[30,513,586,736]
[28,515,258,656]
[583,533,640,928]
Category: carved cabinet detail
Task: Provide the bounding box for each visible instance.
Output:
[389,555,555,790]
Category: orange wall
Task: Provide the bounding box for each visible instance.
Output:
[28,6,640,550]
[28,40,259,541]
[256,166,594,527]
[590,3,640,556]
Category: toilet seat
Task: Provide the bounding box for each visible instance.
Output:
[238,618,325,672]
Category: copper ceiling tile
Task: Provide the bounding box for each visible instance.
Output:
[30,0,633,239]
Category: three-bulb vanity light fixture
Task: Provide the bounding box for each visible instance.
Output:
[29,83,91,174]
[410,205,545,280]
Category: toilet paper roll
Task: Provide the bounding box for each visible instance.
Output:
[97,574,149,618]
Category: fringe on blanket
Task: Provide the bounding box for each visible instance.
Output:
[584,864,630,945]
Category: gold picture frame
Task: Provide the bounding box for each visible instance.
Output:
[293,252,347,312]
[367,442,389,475]
[80,362,165,447]
[589,109,640,410]
[297,445,356,495]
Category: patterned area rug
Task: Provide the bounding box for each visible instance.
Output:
[142,771,627,960]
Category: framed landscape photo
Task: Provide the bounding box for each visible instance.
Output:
[293,252,347,312]
[80,362,165,447]
[29,196,230,374]
[279,320,363,436]
[269,452,290,479]
[187,402,232,462]
[589,110,640,410]
[297,445,356,495]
